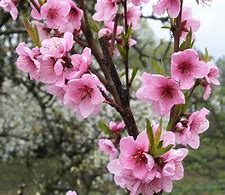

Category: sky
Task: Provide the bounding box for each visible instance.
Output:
[142,0,225,59]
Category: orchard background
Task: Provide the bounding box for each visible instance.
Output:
[0,0,225,194]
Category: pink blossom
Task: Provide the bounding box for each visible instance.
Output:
[30,0,41,20]
[63,74,105,118]
[40,0,71,29]
[175,108,210,149]
[98,139,117,159]
[66,190,77,195]
[181,7,200,39]
[154,0,181,18]
[171,49,209,89]
[107,130,186,194]
[0,0,18,20]
[98,21,123,38]
[107,159,140,194]
[92,0,118,22]
[202,83,211,100]
[40,32,74,59]
[32,21,51,41]
[64,47,92,80]
[119,131,155,179]
[136,73,185,116]
[16,42,41,80]
[38,57,66,87]
[47,84,65,101]
[205,63,220,86]
[159,148,188,192]
[127,3,141,30]
[59,0,83,33]
[131,0,149,6]
[202,62,220,100]
[109,121,125,133]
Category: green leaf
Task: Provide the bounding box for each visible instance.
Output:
[88,17,100,33]
[154,118,163,148]
[38,0,46,5]
[180,29,193,51]
[158,140,163,148]
[166,104,186,131]
[161,25,171,29]
[98,120,113,137]
[153,144,173,158]
[202,48,211,62]
[150,58,166,75]
[117,44,126,58]
[146,119,154,152]
[129,67,139,86]
[120,71,126,78]
[23,16,41,47]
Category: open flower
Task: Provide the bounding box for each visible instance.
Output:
[136,73,185,116]
[92,0,118,22]
[16,42,41,80]
[171,49,209,89]
[59,0,83,33]
[175,108,210,149]
[202,62,220,100]
[119,131,155,179]
[154,0,181,18]
[127,3,141,30]
[98,139,117,160]
[40,0,71,29]
[0,0,18,20]
[40,32,74,59]
[64,47,92,80]
[63,74,105,118]
[181,7,200,40]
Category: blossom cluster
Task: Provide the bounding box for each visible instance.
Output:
[100,127,188,194]
[9,0,220,194]
[16,32,105,118]
[136,48,219,117]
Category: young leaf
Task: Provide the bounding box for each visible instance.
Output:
[23,16,41,47]
[153,144,173,158]
[146,119,154,152]
[117,44,126,58]
[180,29,193,51]
[129,67,139,86]
[98,120,113,137]
[88,16,100,33]
[154,118,163,148]
[150,58,166,75]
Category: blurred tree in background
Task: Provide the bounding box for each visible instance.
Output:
[0,1,225,195]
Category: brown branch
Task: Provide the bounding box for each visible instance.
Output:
[79,0,139,138]
[99,37,139,138]
[30,0,40,12]
[173,0,183,52]
[141,14,169,23]
[123,0,130,92]
[110,14,119,55]
[0,29,26,35]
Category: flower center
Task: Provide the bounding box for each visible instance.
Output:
[69,7,78,19]
[79,86,93,100]
[178,62,192,74]
[160,86,173,99]
[47,8,58,19]
[133,150,148,165]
